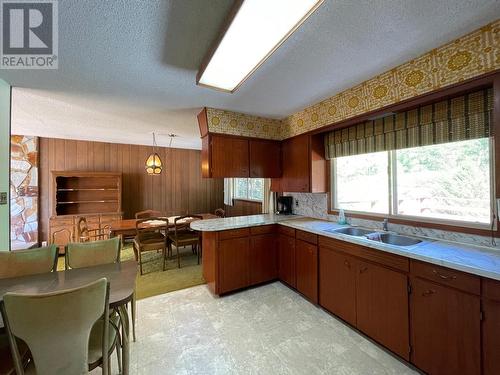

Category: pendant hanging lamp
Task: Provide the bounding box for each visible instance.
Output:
[145,133,162,175]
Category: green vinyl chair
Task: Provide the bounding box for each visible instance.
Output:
[0,278,112,375]
[0,245,58,278]
[0,245,58,375]
[66,237,136,344]
[65,237,120,270]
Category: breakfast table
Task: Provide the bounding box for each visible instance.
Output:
[0,260,137,374]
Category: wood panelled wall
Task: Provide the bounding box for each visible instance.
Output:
[39,138,224,242]
[225,199,262,217]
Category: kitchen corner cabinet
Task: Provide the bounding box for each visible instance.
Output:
[210,135,250,178]
[202,226,278,295]
[249,230,278,285]
[271,134,326,193]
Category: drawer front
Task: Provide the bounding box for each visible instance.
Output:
[218,228,250,240]
[50,216,74,227]
[250,225,275,235]
[319,235,409,272]
[411,260,480,295]
[296,230,318,245]
[278,225,295,237]
[482,278,500,301]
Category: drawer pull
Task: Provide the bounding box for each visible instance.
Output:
[422,289,436,297]
[359,266,368,274]
[344,260,351,269]
[432,269,457,280]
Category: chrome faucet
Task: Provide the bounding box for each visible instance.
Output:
[382,218,389,231]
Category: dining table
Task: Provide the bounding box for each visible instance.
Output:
[109,213,218,238]
[0,260,137,375]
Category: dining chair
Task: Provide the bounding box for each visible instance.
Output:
[0,278,116,375]
[65,237,120,270]
[133,217,168,276]
[65,237,136,344]
[134,210,162,219]
[167,215,203,268]
[77,217,110,242]
[214,208,226,218]
[0,245,58,279]
[0,245,57,375]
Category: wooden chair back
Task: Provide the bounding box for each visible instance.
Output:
[214,208,225,218]
[135,210,162,219]
[173,215,203,239]
[135,217,169,237]
[76,217,109,242]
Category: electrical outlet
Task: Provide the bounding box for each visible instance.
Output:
[0,192,6,205]
[295,200,299,207]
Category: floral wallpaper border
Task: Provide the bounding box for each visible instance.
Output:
[206,19,500,140]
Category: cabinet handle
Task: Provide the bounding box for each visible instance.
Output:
[422,289,436,297]
[359,266,368,274]
[432,269,457,280]
[344,260,350,269]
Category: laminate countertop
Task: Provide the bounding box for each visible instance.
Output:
[191,214,500,281]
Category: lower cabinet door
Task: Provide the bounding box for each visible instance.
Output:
[249,233,277,285]
[319,246,357,326]
[218,237,249,294]
[356,260,409,360]
[482,299,500,375]
[295,239,318,303]
[278,234,296,288]
[410,277,481,375]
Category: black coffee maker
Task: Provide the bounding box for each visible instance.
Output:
[276,196,293,215]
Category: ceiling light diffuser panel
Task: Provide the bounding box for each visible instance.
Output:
[197,0,324,93]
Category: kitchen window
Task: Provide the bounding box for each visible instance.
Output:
[332,138,493,226]
[233,178,264,201]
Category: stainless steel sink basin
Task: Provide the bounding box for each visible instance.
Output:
[373,233,422,246]
[330,227,375,237]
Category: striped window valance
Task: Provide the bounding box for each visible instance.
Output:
[325,88,493,159]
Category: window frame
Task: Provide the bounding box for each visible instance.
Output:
[330,139,496,231]
[233,178,264,202]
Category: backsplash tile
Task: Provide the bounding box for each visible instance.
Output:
[286,192,500,250]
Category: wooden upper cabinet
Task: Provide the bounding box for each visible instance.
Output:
[410,277,481,375]
[356,260,409,360]
[210,135,249,178]
[249,139,281,178]
[197,108,282,178]
[271,134,326,193]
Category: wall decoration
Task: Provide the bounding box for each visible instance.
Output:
[10,135,38,249]
[206,107,283,140]
[204,19,500,140]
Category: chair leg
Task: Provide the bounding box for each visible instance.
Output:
[132,242,138,262]
[138,249,143,276]
[162,246,167,272]
[177,244,180,268]
[197,244,200,265]
[131,292,136,342]
[116,341,122,374]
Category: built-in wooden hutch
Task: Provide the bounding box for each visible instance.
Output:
[49,171,123,252]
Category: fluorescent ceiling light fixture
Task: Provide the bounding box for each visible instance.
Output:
[197,0,324,92]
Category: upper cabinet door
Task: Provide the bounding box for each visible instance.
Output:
[210,135,249,178]
[280,135,311,192]
[249,139,281,178]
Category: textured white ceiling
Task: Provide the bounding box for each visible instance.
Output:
[2,0,500,149]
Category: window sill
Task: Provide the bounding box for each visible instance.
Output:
[328,208,497,237]
[232,198,263,204]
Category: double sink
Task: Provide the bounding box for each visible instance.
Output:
[324,226,423,247]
